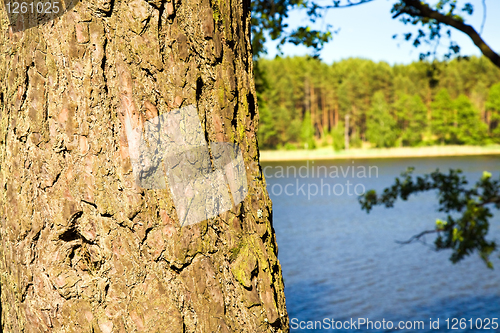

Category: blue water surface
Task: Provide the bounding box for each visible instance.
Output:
[264,155,500,332]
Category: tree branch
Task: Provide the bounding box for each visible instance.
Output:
[396,0,500,69]
[480,0,486,35]
[395,229,439,245]
[321,0,376,9]
[478,196,500,207]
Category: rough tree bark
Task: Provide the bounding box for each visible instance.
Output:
[0,0,289,331]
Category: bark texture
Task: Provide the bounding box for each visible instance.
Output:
[0,0,289,331]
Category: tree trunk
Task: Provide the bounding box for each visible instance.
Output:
[486,110,491,133]
[321,87,327,136]
[334,98,339,129]
[310,82,315,137]
[345,114,350,150]
[0,0,288,332]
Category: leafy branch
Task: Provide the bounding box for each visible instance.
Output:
[250,0,376,58]
[359,168,500,268]
[251,0,500,71]
[391,0,500,65]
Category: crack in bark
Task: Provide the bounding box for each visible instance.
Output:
[81,199,115,219]
[18,65,31,112]
[41,170,62,190]
[169,252,202,273]
[138,15,152,36]
[101,36,109,97]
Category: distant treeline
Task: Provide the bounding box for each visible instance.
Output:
[256,56,500,150]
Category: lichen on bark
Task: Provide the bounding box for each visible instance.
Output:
[0,0,289,331]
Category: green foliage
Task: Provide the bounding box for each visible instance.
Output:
[366,92,398,148]
[300,111,316,149]
[250,0,480,64]
[349,130,363,148]
[486,83,500,142]
[257,104,278,149]
[453,94,488,145]
[257,56,500,150]
[390,0,475,61]
[395,94,428,146]
[250,0,333,58]
[430,88,455,143]
[359,168,500,268]
[331,124,345,151]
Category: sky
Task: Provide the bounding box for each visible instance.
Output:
[263,0,500,65]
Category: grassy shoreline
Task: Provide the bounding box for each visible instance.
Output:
[260,145,500,162]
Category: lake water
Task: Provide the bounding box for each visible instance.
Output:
[263,155,500,332]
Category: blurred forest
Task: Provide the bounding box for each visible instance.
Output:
[256,56,500,150]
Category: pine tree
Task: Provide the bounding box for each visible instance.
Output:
[395,94,428,146]
[431,88,455,144]
[331,121,345,151]
[257,103,280,148]
[366,91,398,147]
[300,111,316,149]
[486,83,500,142]
[454,94,488,145]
